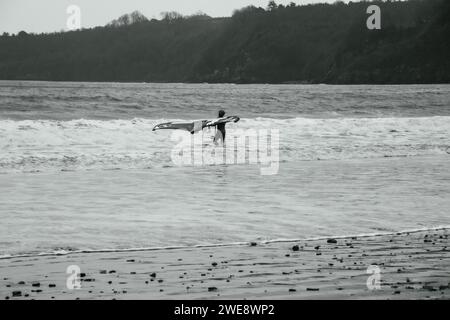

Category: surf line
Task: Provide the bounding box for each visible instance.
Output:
[170,129,280,176]
[1,226,448,261]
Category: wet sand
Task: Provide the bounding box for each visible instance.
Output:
[1,228,449,300]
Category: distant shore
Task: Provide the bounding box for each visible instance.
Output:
[1,79,450,85]
[1,228,449,300]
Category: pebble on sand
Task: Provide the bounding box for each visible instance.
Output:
[12,291,22,297]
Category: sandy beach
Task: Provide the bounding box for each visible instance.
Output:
[1,228,448,300]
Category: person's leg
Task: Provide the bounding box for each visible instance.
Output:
[214,129,224,145]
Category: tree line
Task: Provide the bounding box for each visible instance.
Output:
[0,0,448,84]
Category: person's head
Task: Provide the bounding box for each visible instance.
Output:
[218,110,226,118]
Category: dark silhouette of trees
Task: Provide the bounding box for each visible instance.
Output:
[0,0,448,84]
[108,11,148,27]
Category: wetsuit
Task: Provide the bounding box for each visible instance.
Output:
[214,122,226,144]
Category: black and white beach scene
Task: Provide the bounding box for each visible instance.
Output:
[0,0,449,302]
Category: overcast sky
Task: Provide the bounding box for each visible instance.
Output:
[0,0,348,34]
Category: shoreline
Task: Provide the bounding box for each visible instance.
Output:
[1,80,450,86]
[1,228,449,300]
[1,226,448,261]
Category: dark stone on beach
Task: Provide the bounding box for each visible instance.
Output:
[159,289,164,292]
[158,279,163,283]
[289,289,296,292]
[316,252,322,256]
[100,270,107,274]
[49,284,56,288]
[329,263,334,266]
[306,288,320,291]
[80,273,87,278]
[31,282,40,287]
[150,273,157,278]
[327,239,338,244]
[250,242,258,247]
[394,291,401,295]
[292,245,300,252]
[285,254,290,257]
[126,259,135,262]
[108,281,112,285]
[12,291,22,297]
[208,287,218,292]
[201,273,206,277]
[5,296,9,300]
[423,285,437,291]
[31,289,42,293]
[130,272,136,275]
[24,294,29,297]
[212,262,218,267]
[145,281,149,284]
[108,270,116,274]
[6,285,11,287]
[18,281,26,285]
[314,246,320,250]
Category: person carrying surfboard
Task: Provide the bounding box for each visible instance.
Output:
[214,110,227,145]
[152,111,239,144]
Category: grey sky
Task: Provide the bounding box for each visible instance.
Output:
[0,0,346,34]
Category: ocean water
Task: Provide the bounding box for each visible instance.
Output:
[0,81,449,258]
